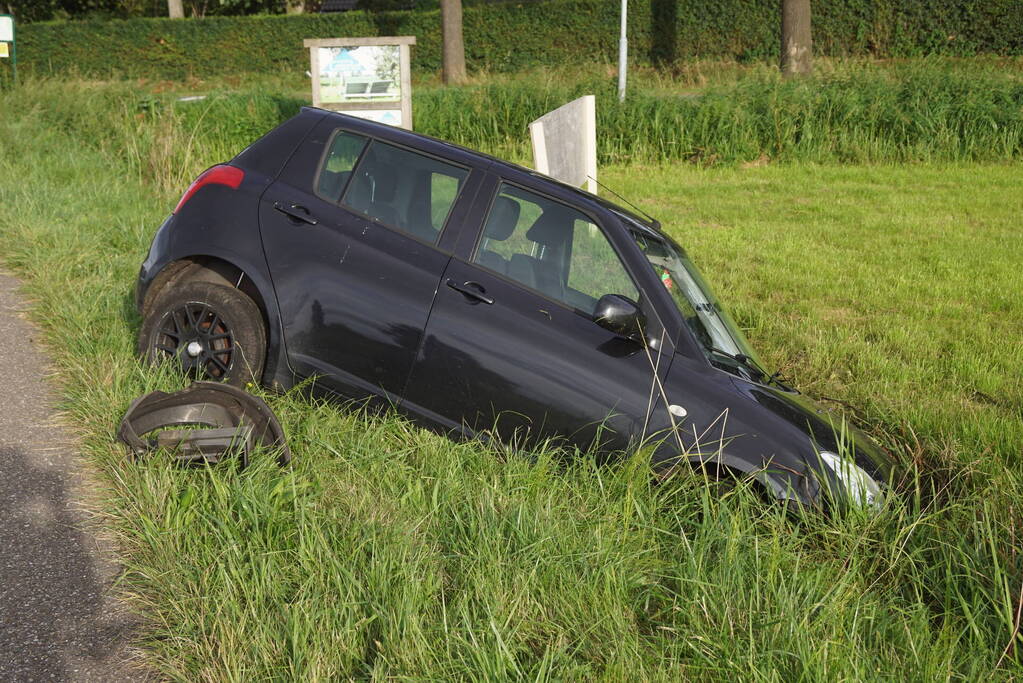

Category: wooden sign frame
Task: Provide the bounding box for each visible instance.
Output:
[304,36,416,130]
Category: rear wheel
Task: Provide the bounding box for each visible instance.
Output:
[139,280,266,387]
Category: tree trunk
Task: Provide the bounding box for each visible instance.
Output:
[440,0,467,85]
[780,0,812,77]
[168,0,184,18]
[285,0,304,14]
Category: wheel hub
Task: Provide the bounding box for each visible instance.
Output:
[153,302,235,380]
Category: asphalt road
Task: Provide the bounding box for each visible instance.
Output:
[0,273,143,682]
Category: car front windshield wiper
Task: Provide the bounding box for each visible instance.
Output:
[708,346,791,390]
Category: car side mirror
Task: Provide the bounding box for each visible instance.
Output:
[593,294,646,343]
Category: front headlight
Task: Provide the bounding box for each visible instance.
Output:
[818,451,884,510]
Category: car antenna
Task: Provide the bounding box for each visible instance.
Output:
[587,175,661,230]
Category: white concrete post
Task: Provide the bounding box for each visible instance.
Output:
[529,95,598,195]
[617,0,628,102]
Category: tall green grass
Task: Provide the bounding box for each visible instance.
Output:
[10,58,1023,200]
[416,59,1023,165]
[9,81,302,195]
[1,70,1021,678]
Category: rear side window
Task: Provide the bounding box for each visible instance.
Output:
[316,131,368,201]
[342,140,469,244]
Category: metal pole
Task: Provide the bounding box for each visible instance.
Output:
[617,0,627,102]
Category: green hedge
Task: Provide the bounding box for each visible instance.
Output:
[413,65,1023,165]
[14,0,1023,80]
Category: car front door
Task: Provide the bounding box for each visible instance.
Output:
[259,120,482,402]
[402,179,674,454]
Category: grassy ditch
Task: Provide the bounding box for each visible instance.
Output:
[0,78,1021,678]
[417,58,1023,165]
[9,57,1023,191]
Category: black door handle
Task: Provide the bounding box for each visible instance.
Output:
[273,201,318,226]
[446,279,494,305]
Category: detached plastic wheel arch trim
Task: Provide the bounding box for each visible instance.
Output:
[118,381,291,468]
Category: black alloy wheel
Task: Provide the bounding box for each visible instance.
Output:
[140,281,266,387]
[158,302,234,378]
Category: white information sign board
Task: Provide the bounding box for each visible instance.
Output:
[529,95,598,194]
[0,16,12,43]
[304,36,415,130]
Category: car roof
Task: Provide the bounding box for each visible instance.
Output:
[306,107,668,236]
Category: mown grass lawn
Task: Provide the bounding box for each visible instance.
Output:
[0,79,1020,679]
[605,163,1023,467]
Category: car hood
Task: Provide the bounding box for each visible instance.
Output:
[655,355,896,504]
[729,377,895,480]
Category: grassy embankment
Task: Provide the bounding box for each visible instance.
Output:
[0,61,1021,679]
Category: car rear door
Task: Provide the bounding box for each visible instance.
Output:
[258,117,484,403]
[402,175,674,454]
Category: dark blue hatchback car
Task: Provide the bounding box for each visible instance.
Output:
[137,107,892,509]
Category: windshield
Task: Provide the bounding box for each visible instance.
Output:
[631,230,772,380]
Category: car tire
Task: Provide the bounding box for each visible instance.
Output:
[139,280,266,387]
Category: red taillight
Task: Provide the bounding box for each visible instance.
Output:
[173,165,245,214]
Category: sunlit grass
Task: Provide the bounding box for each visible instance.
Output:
[602,163,1023,470]
[0,73,1020,679]
[8,55,1023,199]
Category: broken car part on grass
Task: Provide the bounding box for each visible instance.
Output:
[119,382,290,468]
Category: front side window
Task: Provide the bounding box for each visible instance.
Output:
[342,140,469,244]
[474,183,639,315]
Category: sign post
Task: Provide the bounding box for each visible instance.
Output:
[303,36,415,130]
[0,14,15,85]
